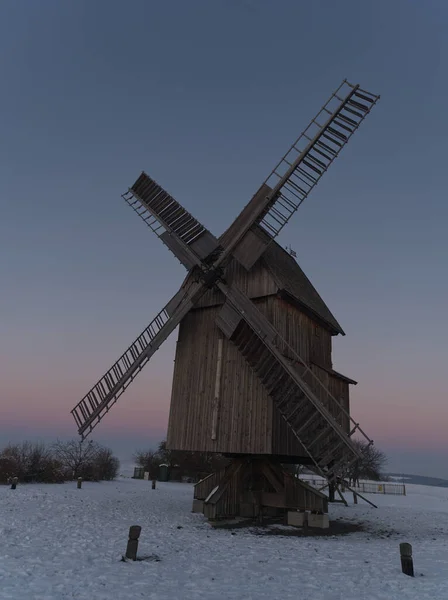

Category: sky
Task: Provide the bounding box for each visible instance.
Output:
[0,0,447,477]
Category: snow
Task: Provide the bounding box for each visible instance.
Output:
[1,479,448,599]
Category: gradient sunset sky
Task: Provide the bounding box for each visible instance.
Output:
[1,0,447,476]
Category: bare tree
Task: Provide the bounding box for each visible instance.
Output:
[134,441,229,481]
[0,440,119,483]
[133,449,159,475]
[52,439,100,479]
[348,441,387,485]
[93,448,120,481]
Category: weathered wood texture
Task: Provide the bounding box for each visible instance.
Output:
[268,296,332,368]
[193,458,328,520]
[400,542,414,577]
[167,242,353,458]
[125,525,141,561]
[167,295,352,457]
[194,472,224,501]
[309,363,350,433]
[284,475,329,513]
[329,371,350,434]
[167,302,273,454]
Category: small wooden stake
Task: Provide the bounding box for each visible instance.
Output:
[125,525,142,561]
[77,477,82,489]
[152,479,156,490]
[353,491,358,504]
[11,477,18,490]
[400,542,414,577]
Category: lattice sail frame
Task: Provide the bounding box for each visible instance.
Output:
[216,80,379,266]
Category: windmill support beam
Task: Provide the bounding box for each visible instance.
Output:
[193,456,328,522]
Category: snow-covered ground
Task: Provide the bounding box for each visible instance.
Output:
[1,479,448,599]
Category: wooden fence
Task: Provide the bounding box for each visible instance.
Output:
[351,481,406,496]
[302,478,406,496]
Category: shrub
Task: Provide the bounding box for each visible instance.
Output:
[0,442,64,484]
[0,440,120,484]
[133,440,229,481]
[92,448,120,481]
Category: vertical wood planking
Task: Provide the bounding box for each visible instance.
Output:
[167,302,273,454]
[167,266,351,457]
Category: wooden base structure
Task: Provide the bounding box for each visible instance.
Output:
[193,456,328,521]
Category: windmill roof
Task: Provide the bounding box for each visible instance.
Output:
[183,217,344,335]
[310,362,357,384]
[260,242,345,336]
[217,185,344,335]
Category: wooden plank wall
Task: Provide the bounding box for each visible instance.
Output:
[194,471,224,500]
[268,296,332,369]
[284,476,329,512]
[329,374,350,434]
[167,291,350,457]
[267,296,335,456]
[310,364,350,434]
[167,303,273,455]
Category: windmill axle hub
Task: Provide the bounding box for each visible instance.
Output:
[201,266,224,289]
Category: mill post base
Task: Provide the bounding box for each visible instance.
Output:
[193,456,328,521]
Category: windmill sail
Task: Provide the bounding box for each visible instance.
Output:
[71,283,204,439]
[123,173,220,270]
[216,281,369,479]
[220,80,379,269]
[70,78,378,463]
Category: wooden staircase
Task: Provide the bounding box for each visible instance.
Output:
[215,282,368,481]
[231,321,349,479]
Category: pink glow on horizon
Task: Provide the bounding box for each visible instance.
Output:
[2,346,446,453]
[0,373,171,439]
[2,386,447,454]
[351,390,448,452]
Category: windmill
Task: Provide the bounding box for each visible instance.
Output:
[71,80,379,521]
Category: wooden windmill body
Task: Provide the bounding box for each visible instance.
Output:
[71,80,379,520]
[168,225,353,460]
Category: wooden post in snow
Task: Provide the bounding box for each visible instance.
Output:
[353,491,358,504]
[125,525,142,561]
[400,543,414,577]
[10,477,18,490]
[152,479,156,490]
[77,477,82,489]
